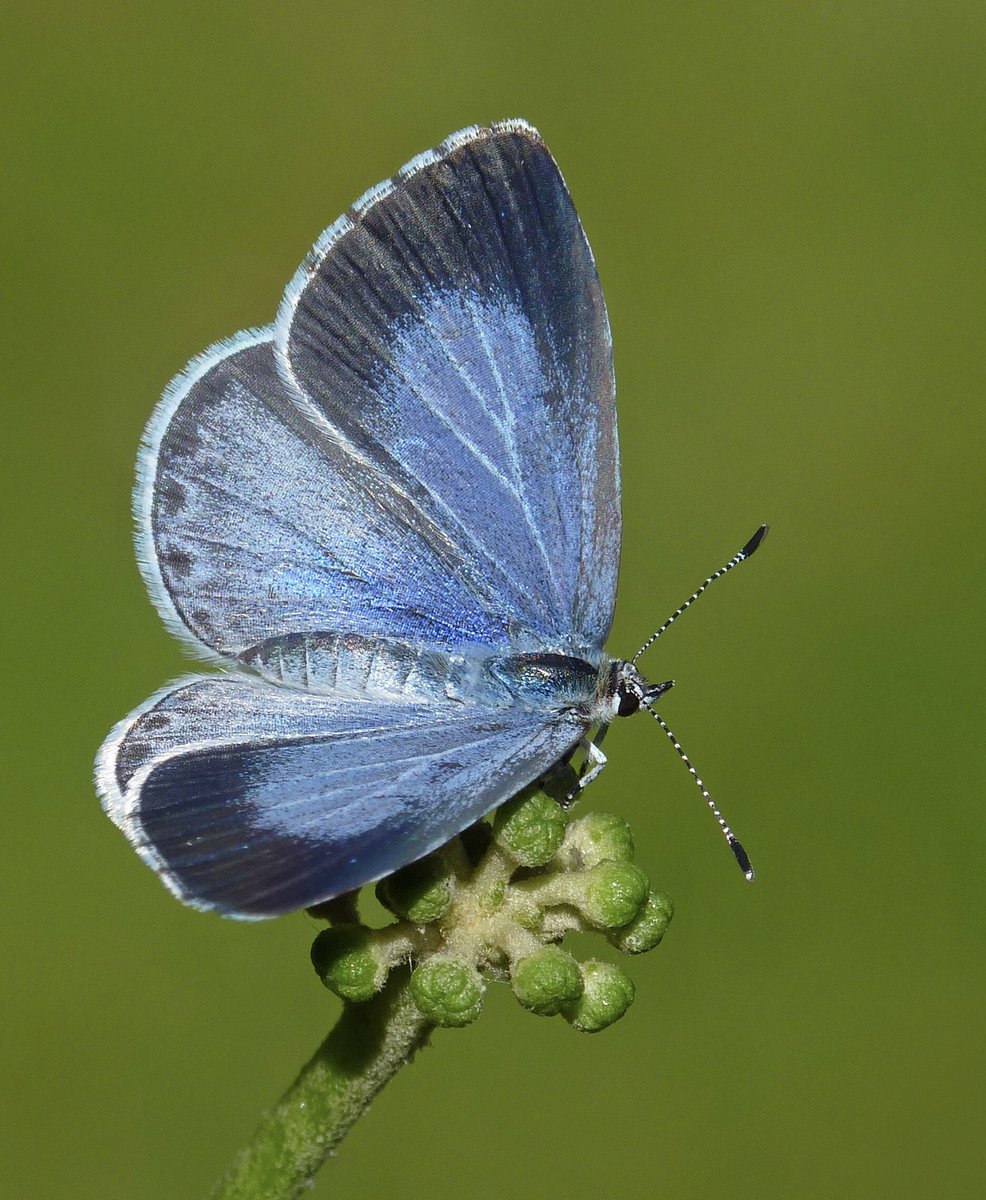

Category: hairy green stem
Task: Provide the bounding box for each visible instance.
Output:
[209,970,432,1200]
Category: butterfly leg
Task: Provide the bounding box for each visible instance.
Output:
[539,725,610,806]
[566,732,608,800]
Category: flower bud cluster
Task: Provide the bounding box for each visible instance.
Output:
[310,787,673,1034]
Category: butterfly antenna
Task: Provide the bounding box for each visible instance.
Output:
[632,525,768,663]
[643,702,755,882]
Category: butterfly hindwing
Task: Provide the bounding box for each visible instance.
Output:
[139,329,515,659]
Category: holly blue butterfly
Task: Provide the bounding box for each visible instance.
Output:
[96,121,763,918]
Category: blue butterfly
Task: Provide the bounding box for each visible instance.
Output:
[96,120,762,919]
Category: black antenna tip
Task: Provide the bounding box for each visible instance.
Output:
[741,525,769,560]
[729,836,756,882]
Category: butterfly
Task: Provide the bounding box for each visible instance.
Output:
[95,120,762,919]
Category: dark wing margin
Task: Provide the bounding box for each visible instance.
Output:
[96,675,589,919]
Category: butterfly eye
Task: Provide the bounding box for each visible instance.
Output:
[616,685,640,717]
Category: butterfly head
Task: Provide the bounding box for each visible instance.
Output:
[601,661,673,722]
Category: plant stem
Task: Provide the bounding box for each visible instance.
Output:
[209,969,432,1200]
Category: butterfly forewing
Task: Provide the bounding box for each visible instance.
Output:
[100,675,588,917]
[278,121,620,653]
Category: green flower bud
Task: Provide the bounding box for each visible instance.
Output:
[608,890,674,955]
[310,927,387,1003]
[376,854,453,924]
[493,789,568,867]
[410,959,484,1028]
[562,811,635,869]
[511,946,584,1016]
[565,960,635,1032]
[579,861,649,929]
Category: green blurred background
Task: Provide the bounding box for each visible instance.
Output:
[3,3,984,1197]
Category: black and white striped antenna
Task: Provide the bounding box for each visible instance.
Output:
[644,703,755,881]
[635,525,767,881]
[633,525,767,663]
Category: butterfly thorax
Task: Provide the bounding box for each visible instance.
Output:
[238,631,623,716]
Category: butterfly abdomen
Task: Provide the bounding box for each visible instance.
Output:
[238,632,604,717]
[238,631,459,703]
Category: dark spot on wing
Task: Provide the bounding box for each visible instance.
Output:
[156,479,186,517]
[163,548,193,578]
